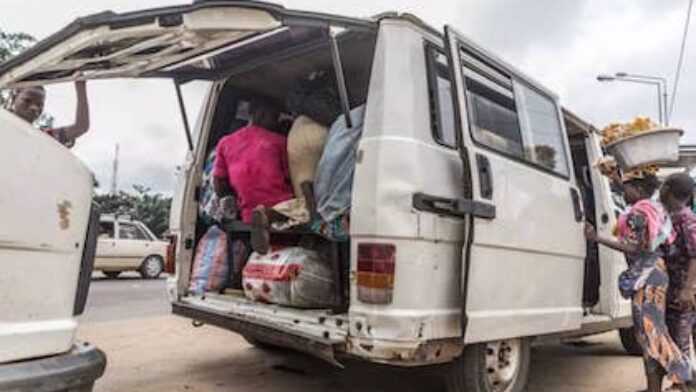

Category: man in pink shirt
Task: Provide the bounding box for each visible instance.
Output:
[213,99,294,224]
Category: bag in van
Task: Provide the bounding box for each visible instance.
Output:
[189,226,229,295]
[242,247,337,308]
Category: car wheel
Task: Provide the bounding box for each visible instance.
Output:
[445,338,531,392]
[619,327,642,356]
[139,255,163,279]
[103,271,121,279]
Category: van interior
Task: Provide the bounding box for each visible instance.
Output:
[190,27,377,313]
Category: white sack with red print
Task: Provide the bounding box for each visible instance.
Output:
[242,247,336,308]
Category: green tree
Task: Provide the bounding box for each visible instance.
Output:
[0,28,54,127]
[94,186,173,238]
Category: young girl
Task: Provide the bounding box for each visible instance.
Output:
[586,170,692,392]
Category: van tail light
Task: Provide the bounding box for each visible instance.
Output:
[357,243,396,304]
[165,234,177,274]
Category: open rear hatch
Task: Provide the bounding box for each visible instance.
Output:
[0,0,375,88]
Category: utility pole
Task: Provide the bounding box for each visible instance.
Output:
[110,143,119,195]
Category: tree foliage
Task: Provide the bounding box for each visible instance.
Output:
[94,185,172,238]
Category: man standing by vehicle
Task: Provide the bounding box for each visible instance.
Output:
[8,81,90,148]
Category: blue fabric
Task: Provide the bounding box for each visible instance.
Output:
[314,105,366,222]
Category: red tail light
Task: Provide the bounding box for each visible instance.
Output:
[165,234,177,274]
[357,243,396,304]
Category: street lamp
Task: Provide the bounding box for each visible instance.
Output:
[596,72,669,125]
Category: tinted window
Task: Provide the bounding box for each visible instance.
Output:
[119,223,149,240]
[426,47,457,148]
[516,83,569,176]
[467,77,524,157]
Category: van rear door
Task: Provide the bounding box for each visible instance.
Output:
[444,26,587,343]
[0,1,374,88]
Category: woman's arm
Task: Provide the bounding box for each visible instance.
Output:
[585,223,641,255]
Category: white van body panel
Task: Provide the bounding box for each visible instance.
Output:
[444,25,587,343]
[0,109,92,363]
[350,22,466,349]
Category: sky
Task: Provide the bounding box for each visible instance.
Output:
[1,0,695,194]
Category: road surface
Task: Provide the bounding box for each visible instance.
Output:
[80,274,648,391]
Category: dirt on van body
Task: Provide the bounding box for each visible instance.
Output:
[79,314,647,392]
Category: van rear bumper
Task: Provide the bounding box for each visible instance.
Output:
[173,301,342,367]
[0,343,106,392]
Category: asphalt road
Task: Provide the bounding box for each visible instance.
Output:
[83,272,171,323]
[80,275,650,392]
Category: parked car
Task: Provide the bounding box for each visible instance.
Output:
[0,3,634,391]
[0,108,105,390]
[95,215,168,279]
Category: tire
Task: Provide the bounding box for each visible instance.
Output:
[139,255,164,279]
[103,271,121,279]
[445,338,531,392]
[619,327,643,356]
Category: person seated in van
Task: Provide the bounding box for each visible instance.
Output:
[250,99,366,254]
[585,169,693,392]
[213,98,293,224]
[7,81,90,148]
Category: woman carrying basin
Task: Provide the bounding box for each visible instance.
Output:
[586,167,695,392]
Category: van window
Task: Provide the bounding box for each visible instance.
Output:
[516,83,569,176]
[119,222,149,241]
[466,75,524,157]
[425,46,457,148]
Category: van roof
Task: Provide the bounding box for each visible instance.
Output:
[0,0,559,100]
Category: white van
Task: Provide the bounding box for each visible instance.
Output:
[0,2,632,391]
[0,108,105,390]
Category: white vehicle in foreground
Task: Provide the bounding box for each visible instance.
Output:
[0,2,634,391]
[95,215,168,279]
[0,109,105,390]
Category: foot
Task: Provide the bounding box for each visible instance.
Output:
[251,207,270,255]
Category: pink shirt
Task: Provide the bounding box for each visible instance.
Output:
[213,125,293,223]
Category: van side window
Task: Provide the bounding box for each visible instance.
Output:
[466,74,524,157]
[516,83,570,176]
[425,45,457,148]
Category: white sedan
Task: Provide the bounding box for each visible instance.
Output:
[95,215,168,279]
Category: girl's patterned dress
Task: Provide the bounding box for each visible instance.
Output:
[617,199,691,384]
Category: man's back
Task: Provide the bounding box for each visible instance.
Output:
[214,125,293,223]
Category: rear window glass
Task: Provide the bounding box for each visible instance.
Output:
[426,46,457,148]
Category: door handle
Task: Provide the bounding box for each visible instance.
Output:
[476,154,493,200]
[570,188,584,222]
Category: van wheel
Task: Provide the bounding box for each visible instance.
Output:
[103,271,121,279]
[445,338,531,392]
[619,327,642,356]
[139,255,163,279]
